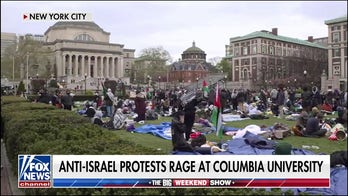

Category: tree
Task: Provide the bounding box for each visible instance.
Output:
[134,46,172,83]
[1,38,54,81]
[216,58,232,79]
[208,56,222,66]
[17,81,25,95]
[138,46,172,65]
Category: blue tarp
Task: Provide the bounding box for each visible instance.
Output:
[134,122,243,140]
[172,132,347,195]
[134,122,172,140]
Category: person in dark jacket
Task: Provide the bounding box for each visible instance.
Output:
[304,113,327,137]
[311,86,322,108]
[301,86,313,113]
[36,89,51,104]
[134,90,146,122]
[51,89,62,108]
[171,111,194,152]
[61,90,74,110]
[182,98,199,141]
[276,87,285,118]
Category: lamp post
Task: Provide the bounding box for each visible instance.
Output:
[224,75,227,89]
[303,70,307,80]
[12,55,15,81]
[84,73,87,95]
[26,52,29,94]
[158,76,161,89]
[196,77,199,89]
[36,73,39,79]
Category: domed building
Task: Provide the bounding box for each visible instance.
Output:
[169,41,212,86]
[44,21,135,90]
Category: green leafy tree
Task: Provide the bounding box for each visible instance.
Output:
[134,46,172,83]
[216,58,232,79]
[49,79,59,88]
[1,38,54,81]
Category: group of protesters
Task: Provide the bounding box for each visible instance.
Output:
[32,82,347,138]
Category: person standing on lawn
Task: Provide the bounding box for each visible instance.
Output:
[301,86,313,113]
[104,88,115,117]
[171,110,193,152]
[134,90,146,122]
[276,86,286,119]
[61,89,74,110]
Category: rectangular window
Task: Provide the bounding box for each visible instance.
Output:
[262,45,267,54]
[252,57,257,64]
[333,48,341,57]
[235,48,240,56]
[234,59,239,66]
[275,47,282,56]
[243,47,248,55]
[345,47,347,57]
[261,57,267,65]
[252,45,257,54]
[332,32,341,42]
[344,31,347,41]
[269,46,274,55]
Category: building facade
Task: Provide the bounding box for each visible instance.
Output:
[322,15,347,92]
[44,21,135,90]
[225,28,328,90]
[1,32,17,58]
[169,42,212,88]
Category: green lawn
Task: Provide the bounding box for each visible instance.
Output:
[111,114,347,155]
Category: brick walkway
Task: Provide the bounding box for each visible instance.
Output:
[1,139,24,195]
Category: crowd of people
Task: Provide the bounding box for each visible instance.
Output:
[32,83,347,147]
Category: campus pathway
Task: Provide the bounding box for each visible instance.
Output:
[1,139,24,195]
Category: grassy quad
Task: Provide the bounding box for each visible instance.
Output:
[111,114,347,155]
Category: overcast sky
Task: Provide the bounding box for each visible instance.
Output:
[1,1,347,62]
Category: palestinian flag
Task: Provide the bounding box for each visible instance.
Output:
[202,80,209,98]
[211,83,223,139]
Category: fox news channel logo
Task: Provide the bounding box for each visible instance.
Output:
[18,155,51,188]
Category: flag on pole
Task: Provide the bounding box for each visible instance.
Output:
[211,83,223,139]
[202,80,209,98]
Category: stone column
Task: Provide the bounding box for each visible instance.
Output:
[87,56,91,77]
[61,53,66,76]
[68,54,72,76]
[81,55,85,77]
[105,56,109,78]
[118,57,123,78]
[111,57,115,79]
[100,56,104,78]
[94,56,98,78]
[74,55,78,77]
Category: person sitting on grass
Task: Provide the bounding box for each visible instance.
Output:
[321,100,333,114]
[303,112,327,137]
[292,111,309,136]
[171,111,221,154]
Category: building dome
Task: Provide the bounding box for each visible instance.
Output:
[45,21,109,35]
[183,41,205,54]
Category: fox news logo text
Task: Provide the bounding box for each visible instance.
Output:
[18,155,51,188]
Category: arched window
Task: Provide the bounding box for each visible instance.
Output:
[74,34,94,41]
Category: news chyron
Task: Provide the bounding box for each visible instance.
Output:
[22,12,92,21]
